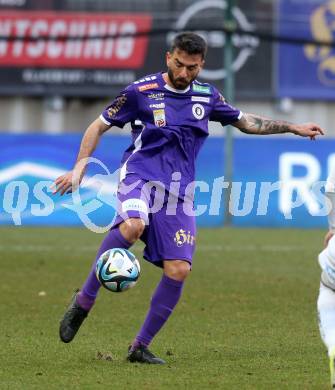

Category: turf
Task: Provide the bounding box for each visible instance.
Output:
[0,227,329,389]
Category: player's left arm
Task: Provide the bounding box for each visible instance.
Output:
[232,113,324,140]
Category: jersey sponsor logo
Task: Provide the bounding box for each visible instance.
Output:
[192,103,205,120]
[153,109,166,127]
[133,75,157,84]
[174,229,195,247]
[192,84,211,94]
[148,92,165,100]
[149,102,165,109]
[191,96,210,103]
[107,94,127,118]
[138,82,159,92]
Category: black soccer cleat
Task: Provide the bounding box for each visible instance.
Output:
[59,290,88,343]
[127,344,166,364]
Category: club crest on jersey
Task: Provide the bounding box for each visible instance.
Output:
[138,83,159,92]
[192,103,205,120]
[153,109,166,127]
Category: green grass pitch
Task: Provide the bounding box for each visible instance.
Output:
[0,226,329,389]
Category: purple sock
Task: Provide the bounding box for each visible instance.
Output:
[77,227,132,311]
[132,274,184,349]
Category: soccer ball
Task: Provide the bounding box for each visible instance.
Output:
[96,248,140,292]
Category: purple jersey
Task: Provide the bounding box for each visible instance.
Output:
[100,72,242,197]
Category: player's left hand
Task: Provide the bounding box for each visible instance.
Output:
[294,123,325,140]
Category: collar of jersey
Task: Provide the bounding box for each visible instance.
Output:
[163,83,190,94]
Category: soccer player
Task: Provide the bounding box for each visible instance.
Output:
[317,164,335,388]
[53,32,324,364]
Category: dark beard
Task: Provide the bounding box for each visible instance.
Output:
[167,67,194,90]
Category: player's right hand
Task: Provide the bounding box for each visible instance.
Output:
[51,169,83,195]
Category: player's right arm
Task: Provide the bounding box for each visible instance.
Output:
[52,118,110,195]
[52,85,138,195]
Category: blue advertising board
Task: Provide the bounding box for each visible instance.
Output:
[0,133,331,229]
[277,0,335,99]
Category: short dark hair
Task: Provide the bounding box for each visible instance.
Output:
[170,32,207,59]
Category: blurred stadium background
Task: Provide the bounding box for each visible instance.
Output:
[0,0,334,229]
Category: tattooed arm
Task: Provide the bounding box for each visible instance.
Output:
[233,113,324,139]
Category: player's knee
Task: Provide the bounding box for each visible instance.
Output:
[164,260,191,281]
[119,218,145,243]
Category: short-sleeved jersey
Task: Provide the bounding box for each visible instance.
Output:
[100,72,242,197]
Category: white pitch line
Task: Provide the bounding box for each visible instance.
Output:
[0,244,319,253]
